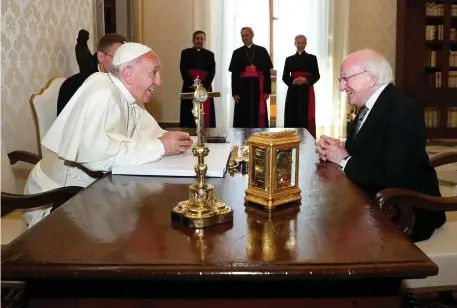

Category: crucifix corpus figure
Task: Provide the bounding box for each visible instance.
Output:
[178,76,220,146]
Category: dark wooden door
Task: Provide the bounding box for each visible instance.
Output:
[104,0,116,34]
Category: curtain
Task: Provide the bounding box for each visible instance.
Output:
[274,0,331,131]
[327,0,350,138]
[206,0,269,127]
[274,0,349,138]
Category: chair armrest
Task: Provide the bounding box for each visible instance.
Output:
[1,186,83,217]
[429,151,457,168]
[375,188,457,236]
[7,151,41,165]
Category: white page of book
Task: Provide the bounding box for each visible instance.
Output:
[112,137,232,178]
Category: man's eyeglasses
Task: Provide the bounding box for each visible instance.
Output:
[338,70,367,84]
[102,51,114,58]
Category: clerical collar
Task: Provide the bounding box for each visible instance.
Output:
[296,51,306,56]
[245,44,254,48]
[107,72,136,105]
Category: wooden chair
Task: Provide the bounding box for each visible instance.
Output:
[29,77,66,157]
[375,151,457,291]
[1,150,83,231]
[1,147,82,307]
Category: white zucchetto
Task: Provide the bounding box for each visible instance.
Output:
[113,42,153,65]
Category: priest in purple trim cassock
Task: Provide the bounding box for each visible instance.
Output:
[229,27,273,128]
[179,30,216,128]
[282,35,320,137]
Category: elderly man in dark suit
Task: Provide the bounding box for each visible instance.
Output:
[315,48,445,242]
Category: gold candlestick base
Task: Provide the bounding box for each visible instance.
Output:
[172,76,233,229]
[171,184,233,228]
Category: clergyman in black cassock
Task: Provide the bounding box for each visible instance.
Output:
[179,30,216,128]
[282,35,320,137]
[229,27,273,128]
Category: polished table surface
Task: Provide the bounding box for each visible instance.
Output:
[1,128,436,284]
[1,128,438,307]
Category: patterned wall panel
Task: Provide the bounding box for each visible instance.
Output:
[348,0,397,76]
[1,0,94,154]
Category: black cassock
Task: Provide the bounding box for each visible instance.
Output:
[229,44,273,128]
[179,47,216,128]
[282,52,320,137]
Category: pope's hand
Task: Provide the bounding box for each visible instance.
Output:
[159,131,193,156]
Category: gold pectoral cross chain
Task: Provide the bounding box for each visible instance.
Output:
[245,46,255,70]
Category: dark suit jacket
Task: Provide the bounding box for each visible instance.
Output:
[57,54,98,116]
[344,83,445,242]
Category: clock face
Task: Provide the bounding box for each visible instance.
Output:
[194,88,208,102]
[275,149,292,190]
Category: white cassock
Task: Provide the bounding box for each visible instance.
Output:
[23,72,167,227]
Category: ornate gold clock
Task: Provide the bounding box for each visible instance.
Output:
[245,130,302,210]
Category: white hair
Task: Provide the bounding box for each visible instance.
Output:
[110,57,142,78]
[363,50,393,86]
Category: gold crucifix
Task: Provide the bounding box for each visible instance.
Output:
[172,76,233,228]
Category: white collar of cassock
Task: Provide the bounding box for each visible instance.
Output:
[108,72,136,105]
[245,44,253,48]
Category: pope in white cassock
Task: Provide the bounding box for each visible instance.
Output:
[23,42,193,227]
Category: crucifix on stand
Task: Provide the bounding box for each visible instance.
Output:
[171,76,233,228]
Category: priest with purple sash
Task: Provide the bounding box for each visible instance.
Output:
[179,30,216,128]
[282,35,320,137]
[229,27,273,128]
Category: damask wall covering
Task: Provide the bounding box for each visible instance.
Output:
[1,0,94,154]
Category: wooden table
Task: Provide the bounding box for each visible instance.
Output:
[1,128,437,308]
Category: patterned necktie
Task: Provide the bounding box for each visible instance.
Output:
[353,105,369,137]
